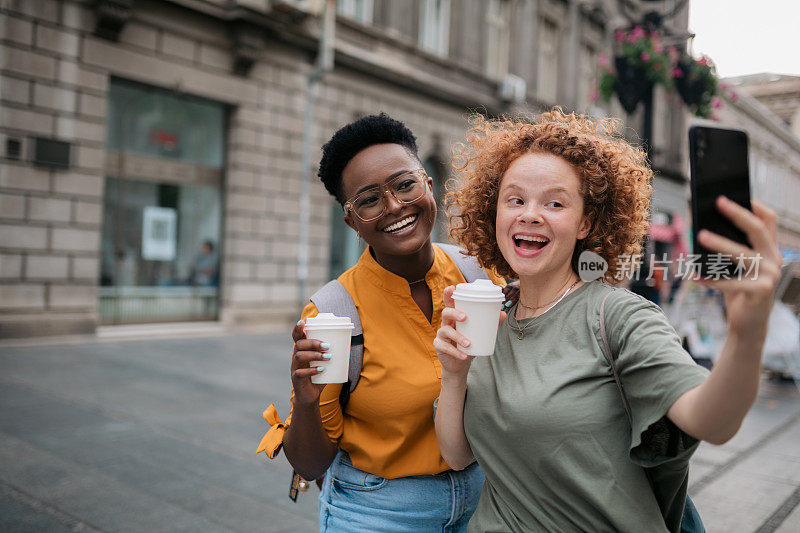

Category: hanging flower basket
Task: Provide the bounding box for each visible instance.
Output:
[673,56,718,119]
[609,55,652,114]
[595,26,721,119]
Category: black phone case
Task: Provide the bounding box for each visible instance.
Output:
[688,125,752,278]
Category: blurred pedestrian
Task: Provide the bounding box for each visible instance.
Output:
[189,240,218,286]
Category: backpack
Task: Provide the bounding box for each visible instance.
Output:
[289,243,491,501]
[598,290,705,533]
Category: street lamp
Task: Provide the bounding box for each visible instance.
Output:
[613,0,691,155]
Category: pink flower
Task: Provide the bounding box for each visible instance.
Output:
[698,57,708,67]
[720,81,730,91]
[672,67,684,78]
[730,92,739,102]
[632,26,646,38]
[640,51,651,62]
[627,33,640,43]
[615,30,625,42]
[668,46,679,61]
[712,98,723,109]
[598,53,609,67]
[654,42,664,54]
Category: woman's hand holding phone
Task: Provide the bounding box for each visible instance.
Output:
[667,197,781,444]
[695,197,781,344]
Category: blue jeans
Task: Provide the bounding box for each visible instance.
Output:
[318,450,484,532]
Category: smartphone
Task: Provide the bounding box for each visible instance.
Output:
[688,125,752,277]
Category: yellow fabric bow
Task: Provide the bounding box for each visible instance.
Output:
[256,403,286,459]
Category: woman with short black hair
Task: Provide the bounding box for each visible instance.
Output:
[259,113,512,532]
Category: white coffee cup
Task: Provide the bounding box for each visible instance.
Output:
[451,279,505,356]
[304,313,355,384]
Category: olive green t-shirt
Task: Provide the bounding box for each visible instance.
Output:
[464,281,710,533]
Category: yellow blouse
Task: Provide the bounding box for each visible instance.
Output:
[258,245,504,478]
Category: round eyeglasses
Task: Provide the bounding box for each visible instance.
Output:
[343,169,430,222]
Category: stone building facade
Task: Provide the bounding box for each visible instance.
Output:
[1,0,689,338]
[731,73,800,140]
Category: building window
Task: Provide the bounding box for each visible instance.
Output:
[100,79,226,325]
[537,18,559,103]
[424,154,448,242]
[105,81,224,168]
[419,0,450,56]
[485,0,510,80]
[337,0,373,25]
[577,42,597,112]
[328,200,364,279]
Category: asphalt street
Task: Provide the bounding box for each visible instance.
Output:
[0,332,798,532]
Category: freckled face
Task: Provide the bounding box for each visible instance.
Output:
[341,143,436,256]
[495,153,590,280]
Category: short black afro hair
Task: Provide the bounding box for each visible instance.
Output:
[318,113,419,204]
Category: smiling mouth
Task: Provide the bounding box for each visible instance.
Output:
[382,214,418,233]
[513,234,550,251]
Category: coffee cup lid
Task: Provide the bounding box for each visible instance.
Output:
[452,279,505,302]
[304,312,355,330]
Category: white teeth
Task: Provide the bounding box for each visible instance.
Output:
[515,235,548,242]
[383,215,417,232]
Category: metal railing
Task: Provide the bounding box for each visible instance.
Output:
[98,286,218,325]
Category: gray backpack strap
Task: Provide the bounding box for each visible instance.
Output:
[435,242,489,282]
[599,289,633,427]
[599,288,688,523]
[309,280,363,400]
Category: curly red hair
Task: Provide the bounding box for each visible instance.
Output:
[447,108,652,281]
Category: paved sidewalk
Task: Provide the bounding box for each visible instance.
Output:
[689,378,800,532]
[1,332,799,532]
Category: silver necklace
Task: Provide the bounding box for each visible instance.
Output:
[517,276,573,313]
[511,280,581,340]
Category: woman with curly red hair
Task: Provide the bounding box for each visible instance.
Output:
[433,109,781,532]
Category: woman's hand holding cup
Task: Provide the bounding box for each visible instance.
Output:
[290,320,329,407]
[502,281,520,312]
[434,286,474,379]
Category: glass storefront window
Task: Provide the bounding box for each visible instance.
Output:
[100,79,226,325]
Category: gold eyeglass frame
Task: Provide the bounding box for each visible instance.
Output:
[343,168,430,222]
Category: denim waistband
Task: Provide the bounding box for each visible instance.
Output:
[319,450,485,532]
